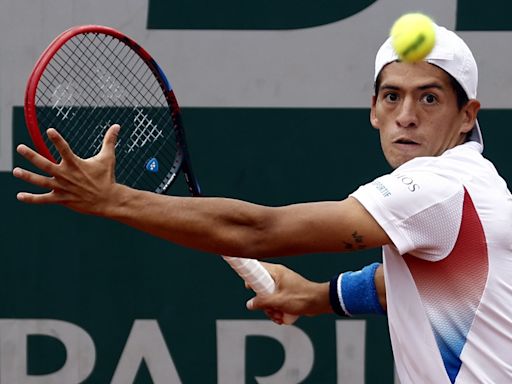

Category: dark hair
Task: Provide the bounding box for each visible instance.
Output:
[447,74,470,110]
[374,63,469,110]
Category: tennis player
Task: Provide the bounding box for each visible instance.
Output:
[250,25,512,383]
[14,23,512,383]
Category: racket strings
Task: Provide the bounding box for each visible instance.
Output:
[44,52,116,154]
[71,34,180,187]
[34,32,180,191]
[55,35,163,153]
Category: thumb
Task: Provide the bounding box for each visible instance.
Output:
[246,297,255,310]
[101,124,121,156]
[246,295,273,311]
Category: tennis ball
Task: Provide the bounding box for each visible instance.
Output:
[390,13,436,62]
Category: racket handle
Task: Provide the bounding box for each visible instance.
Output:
[222,256,299,325]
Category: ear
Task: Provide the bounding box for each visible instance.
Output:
[370,95,379,129]
[460,99,481,134]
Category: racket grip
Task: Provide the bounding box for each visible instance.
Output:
[222,256,299,325]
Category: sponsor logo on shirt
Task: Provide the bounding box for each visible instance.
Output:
[395,173,420,192]
[372,180,392,197]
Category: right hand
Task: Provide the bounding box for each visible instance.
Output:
[246,262,332,324]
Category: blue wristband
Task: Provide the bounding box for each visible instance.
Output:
[329,274,348,316]
[330,262,385,316]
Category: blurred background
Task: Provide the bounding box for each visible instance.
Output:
[1,0,511,382]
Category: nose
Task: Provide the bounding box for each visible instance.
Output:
[396,97,418,128]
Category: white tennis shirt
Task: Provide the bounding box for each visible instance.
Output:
[351,141,512,383]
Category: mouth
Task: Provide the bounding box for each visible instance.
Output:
[394,138,419,145]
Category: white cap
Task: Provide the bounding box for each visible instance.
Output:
[374,23,483,151]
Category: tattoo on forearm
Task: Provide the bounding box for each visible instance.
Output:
[343,231,367,250]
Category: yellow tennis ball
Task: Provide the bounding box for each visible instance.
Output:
[391,13,436,62]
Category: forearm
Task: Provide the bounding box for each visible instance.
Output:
[104,184,273,257]
[101,187,390,258]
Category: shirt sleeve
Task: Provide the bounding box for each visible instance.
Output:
[350,168,465,261]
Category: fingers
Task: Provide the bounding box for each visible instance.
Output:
[247,298,284,324]
[100,124,120,157]
[16,145,57,175]
[246,298,255,310]
[16,191,60,204]
[265,309,284,325]
[47,128,76,161]
[13,167,56,190]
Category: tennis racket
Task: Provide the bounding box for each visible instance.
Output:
[24,25,297,324]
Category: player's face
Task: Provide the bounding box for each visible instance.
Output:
[370,61,478,169]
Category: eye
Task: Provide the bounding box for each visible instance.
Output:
[383,92,399,103]
[421,93,438,104]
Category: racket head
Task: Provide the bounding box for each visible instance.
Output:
[24,25,200,195]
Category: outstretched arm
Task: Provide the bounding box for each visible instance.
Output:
[14,125,391,259]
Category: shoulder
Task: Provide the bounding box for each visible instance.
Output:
[354,158,464,210]
[350,151,471,258]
